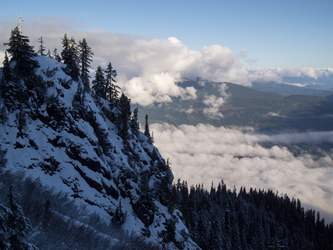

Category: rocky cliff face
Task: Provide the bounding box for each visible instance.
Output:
[0,56,196,248]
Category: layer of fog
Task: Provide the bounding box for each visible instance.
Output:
[1,17,332,106]
[151,123,333,222]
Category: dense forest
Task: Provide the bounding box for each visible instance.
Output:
[0,26,333,249]
[171,180,333,249]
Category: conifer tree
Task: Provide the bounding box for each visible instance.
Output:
[79,38,93,89]
[53,48,61,62]
[92,66,106,98]
[144,115,153,143]
[105,62,119,102]
[3,27,39,79]
[112,201,126,226]
[61,34,79,81]
[7,185,32,249]
[37,36,46,56]
[130,107,140,135]
[117,93,131,138]
[1,51,11,82]
[46,49,52,58]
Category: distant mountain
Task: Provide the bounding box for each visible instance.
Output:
[137,79,333,131]
[252,81,333,100]
[1,30,332,249]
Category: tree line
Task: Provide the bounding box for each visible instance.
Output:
[1,27,153,143]
[170,179,333,249]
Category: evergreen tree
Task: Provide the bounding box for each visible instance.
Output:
[111,201,126,226]
[91,66,106,98]
[79,38,93,89]
[46,49,52,58]
[7,185,32,249]
[0,51,24,111]
[37,36,46,56]
[105,62,119,102]
[144,115,153,143]
[130,107,140,135]
[42,199,53,228]
[117,93,131,138]
[1,51,11,82]
[53,48,61,62]
[0,203,12,249]
[61,34,79,81]
[3,27,39,79]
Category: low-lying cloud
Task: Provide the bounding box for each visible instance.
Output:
[203,83,229,119]
[1,16,333,106]
[151,123,333,222]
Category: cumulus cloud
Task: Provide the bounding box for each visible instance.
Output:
[202,83,229,119]
[1,16,332,106]
[151,123,333,222]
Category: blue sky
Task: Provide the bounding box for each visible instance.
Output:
[1,0,332,68]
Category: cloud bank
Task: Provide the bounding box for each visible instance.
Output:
[151,123,333,222]
[1,17,333,106]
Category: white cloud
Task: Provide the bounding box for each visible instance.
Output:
[151,123,333,222]
[202,83,229,119]
[1,16,332,106]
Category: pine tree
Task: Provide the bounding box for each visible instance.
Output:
[37,36,46,56]
[1,51,11,82]
[46,49,52,58]
[105,62,119,102]
[0,203,12,249]
[144,115,153,143]
[53,48,61,62]
[117,93,131,138]
[79,38,93,89]
[1,51,24,111]
[112,201,126,226]
[92,66,106,98]
[61,34,79,81]
[7,185,32,249]
[42,199,53,228]
[130,107,140,135]
[3,27,39,79]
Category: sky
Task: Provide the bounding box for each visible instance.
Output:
[1,1,333,222]
[0,0,332,68]
[2,0,333,106]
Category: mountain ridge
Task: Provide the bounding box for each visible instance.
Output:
[0,55,196,249]
[137,79,333,131]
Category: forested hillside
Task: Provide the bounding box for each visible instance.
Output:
[0,27,332,249]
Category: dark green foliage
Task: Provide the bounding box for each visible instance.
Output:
[130,107,140,135]
[112,201,126,226]
[79,38,93,89]
[117,93,131,139]
[92,62,120,104]
[52,48,61,62]
[16,107,26,138]
[91,66,106,98]
[159,216,176,244]
[0,146,6,168]
[1,51,11,82]
[0,172,160,249]
[6,185,34,249]
[144,114,153,143]
[37,36,46,56]
[173,180,333,249]
[3,27,39,79]
[61,34,80,82]
[105,62,119,102]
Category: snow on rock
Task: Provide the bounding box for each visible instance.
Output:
[0,56,197,248]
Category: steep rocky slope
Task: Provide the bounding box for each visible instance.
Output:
[0,56,196,248]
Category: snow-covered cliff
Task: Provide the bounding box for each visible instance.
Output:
[0,56,197,249]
